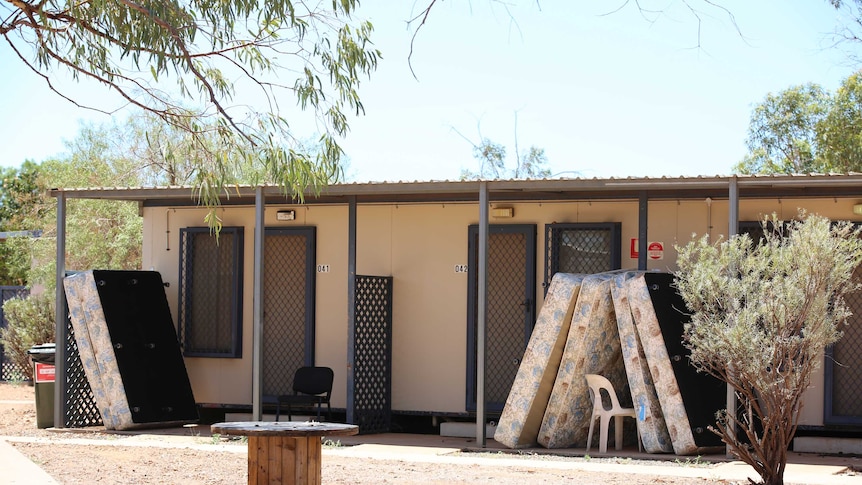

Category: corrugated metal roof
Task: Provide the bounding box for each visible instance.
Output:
[47,173,862,206]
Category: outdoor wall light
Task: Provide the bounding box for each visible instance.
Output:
[491,207,514,218]
[276,209,296,221]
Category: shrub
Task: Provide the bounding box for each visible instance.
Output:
[0,293,55,381]
[675,213,862,485]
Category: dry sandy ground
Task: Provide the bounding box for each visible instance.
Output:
[0,382,734,484]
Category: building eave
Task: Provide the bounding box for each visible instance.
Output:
[47,173,862,207]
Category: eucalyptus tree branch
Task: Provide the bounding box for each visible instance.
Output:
[2,0,380,226]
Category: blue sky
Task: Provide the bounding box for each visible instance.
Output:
[1,1,860,181]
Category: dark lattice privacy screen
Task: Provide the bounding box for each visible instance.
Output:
[467,225,536,413]
[544,223,621,293]
[348,275,392,434]
[178,227,244,358]
[0,286,28,381]
[262,228,316,399]
[63,297,103,427]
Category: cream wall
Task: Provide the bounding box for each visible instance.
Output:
[143,205,351,407]
[293,205,350,409]
[142,196,862,421]
[383,204,471,411]
[144,207,257,405]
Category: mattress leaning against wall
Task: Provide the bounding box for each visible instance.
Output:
[64,271,124,429]
[495,273,585,448]
[627,272,725,455]
[611,271,673,453]
[63,270,198,430]
[538,272,628,449]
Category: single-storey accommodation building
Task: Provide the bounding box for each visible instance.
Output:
[49,174,862,451]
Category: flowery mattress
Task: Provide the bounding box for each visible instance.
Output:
[611,271,673,453]
[538,272,628,449]
[494,273,585,448]
[64,271,132,429]
[496,270,723,453]
[627,272,723,455]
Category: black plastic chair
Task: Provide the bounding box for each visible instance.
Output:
[275,366,334,422]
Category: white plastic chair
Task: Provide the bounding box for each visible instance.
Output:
[585,373,641,453]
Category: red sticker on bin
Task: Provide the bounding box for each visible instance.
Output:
[35,363,55,383]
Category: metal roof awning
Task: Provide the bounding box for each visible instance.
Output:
[47,173,862,206]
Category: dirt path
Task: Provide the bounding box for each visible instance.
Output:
[0,382,730,484]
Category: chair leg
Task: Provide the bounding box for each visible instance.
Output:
[275,402,280,422]
[326,402,331,422]
[586,415,596,453]
[599,415,610,454]
[614,415,624,451]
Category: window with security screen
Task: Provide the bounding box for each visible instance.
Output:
[178,227,244,357]
[544,223,621,291]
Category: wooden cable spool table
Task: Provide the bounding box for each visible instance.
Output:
[211,421,358,485]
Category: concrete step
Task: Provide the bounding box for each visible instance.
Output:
[439,421,497,439]
[794,436,862,454]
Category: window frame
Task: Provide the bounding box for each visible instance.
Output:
[178,226,244,358]
[543,222,621,294]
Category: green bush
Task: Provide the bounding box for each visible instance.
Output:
[0,294,55,381]
[675,213,862,485]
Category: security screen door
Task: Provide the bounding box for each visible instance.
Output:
[466,224,536,412]
[262,227,316,399]
[826,260,862,424]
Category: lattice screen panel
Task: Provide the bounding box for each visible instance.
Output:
[1,362,26,382]
[350,275,392,434]
[0,287,28,381]
[63,316,103,427]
